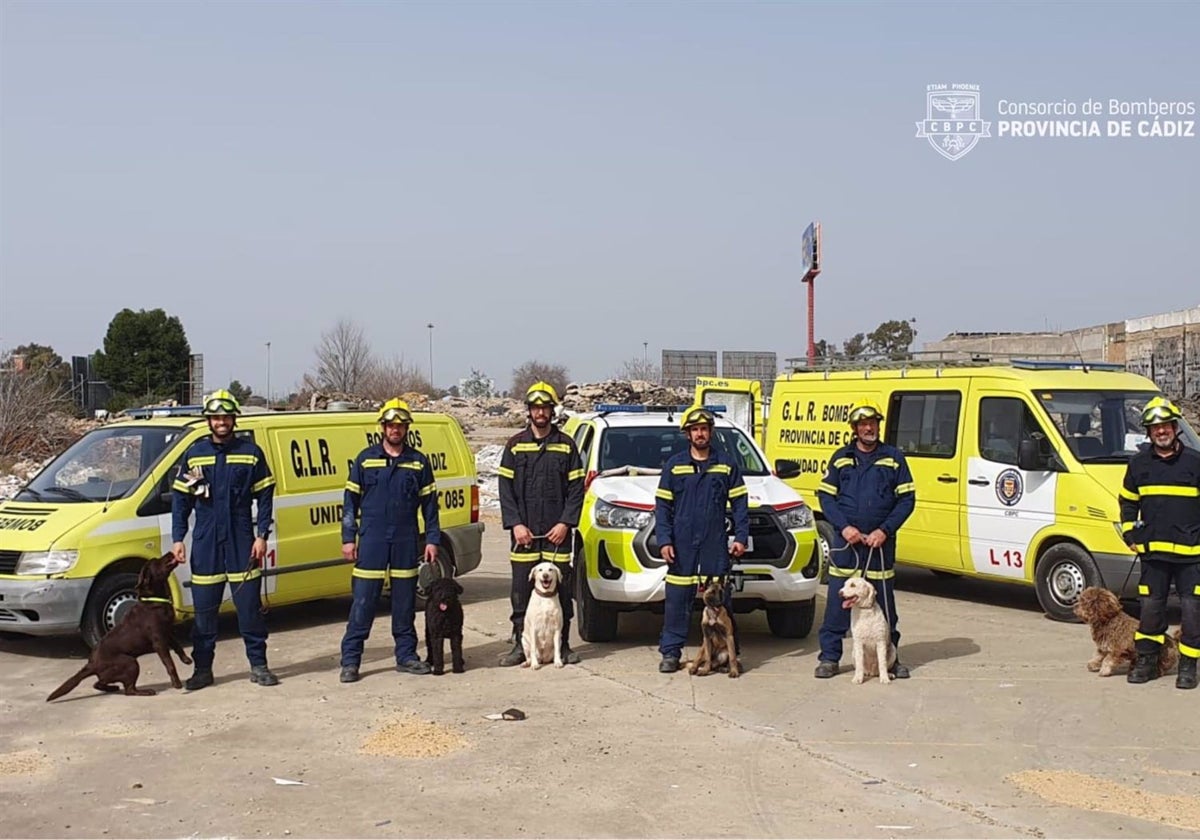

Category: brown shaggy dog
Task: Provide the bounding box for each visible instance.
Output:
[1074,586,1178,677]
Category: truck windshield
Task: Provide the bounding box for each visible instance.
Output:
[18,425,185,503]
[598,425,768,475]
[1036,390,1200,462]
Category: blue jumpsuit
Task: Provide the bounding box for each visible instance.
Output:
[815,441,916,664]
[654,446,750,660]
[171,436,276,670]
[340,444,440,668]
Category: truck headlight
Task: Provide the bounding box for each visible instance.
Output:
[17,550,80,575]
[594,500,652,530]
[777,504,814,530]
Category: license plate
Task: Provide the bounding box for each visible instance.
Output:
[728,535,754,553]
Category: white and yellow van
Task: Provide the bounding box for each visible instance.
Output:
[697,361,1200,621]
[0,407,483,646]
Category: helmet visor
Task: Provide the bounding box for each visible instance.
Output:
[682,408,714,429]
[204,398,239,415]
[380,407,413,425]
[1142,405,1177,426]
[526,390,556,406]
[848,406,882,424]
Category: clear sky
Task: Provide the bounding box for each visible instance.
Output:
[2,1,1197,399]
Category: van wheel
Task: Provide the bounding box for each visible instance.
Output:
[766,599,816,638]
[815,521,835,585]
[1035,544,1100,622]
[575,549,618,643]
[82,571,139,649]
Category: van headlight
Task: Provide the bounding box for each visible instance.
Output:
[17,550,80,575]
[777,504,814,530]
[594,500,652,530]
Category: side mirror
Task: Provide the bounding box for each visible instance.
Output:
[774,458,802,480]
[1017,439,1043,471]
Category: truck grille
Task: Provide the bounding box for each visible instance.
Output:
[0,550,19,574]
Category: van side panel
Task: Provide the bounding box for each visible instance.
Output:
[765,385,866,507]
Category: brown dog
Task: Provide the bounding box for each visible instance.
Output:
[688,578,739,678]
[1074,586,1179,677]
[47,555,191,700]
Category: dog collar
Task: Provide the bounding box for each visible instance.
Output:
[139,597,172,604]
[533,588,557,598]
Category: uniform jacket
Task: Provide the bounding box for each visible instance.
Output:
[341,444,440,549]
[498,427,584,535]
[1120,443,1200,564]
[816,441,916,557]
[171,435,275,572]
[654,445,750,574]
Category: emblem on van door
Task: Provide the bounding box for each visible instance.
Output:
[995,468,1024,507]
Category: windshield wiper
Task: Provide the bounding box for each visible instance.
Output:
[15,487,45,501]
[42,486,94,502]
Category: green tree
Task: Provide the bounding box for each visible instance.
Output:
[92,308,191,407]
[461,369,495,398]
[867,319,918,360]
[11,343,72,396]
[227,380,253,403]
[842,333,867,360]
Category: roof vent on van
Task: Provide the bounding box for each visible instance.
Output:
[326,401,356,411]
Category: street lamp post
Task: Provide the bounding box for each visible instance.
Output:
[265,341,272,408]
[427,323,435,387]
[643,341,648,365]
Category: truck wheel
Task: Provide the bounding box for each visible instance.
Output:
[766,599,816,638]
[416,547,456,603]
[1035,543,1100,622]
[815,521,835,585]
[575,549,618,643]
[82,571,139,649]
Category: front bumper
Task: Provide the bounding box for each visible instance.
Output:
[0,577,91,636]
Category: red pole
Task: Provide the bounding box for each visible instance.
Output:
[805,276,816,366]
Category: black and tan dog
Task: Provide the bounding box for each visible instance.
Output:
[47,554,191,701]
[688,577,740,678]
[424,577,465,675]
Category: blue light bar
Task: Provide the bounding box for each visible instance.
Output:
[1010,359,1125,372]
[121,405,205,418]
[595,404,727,414]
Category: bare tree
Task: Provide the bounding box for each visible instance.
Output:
[511,360,570,399]
[613,357,660,383]
[360,354,433,401]
[313,319,373,394]
[0,354,77,464]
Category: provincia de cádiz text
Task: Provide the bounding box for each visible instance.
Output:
[916,84,1196,161]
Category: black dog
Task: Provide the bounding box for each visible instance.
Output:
[47,554,192,700]
[424,577,465,675]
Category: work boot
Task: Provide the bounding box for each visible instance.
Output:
[813,660,839,679]
[250,665,279,686]
[1177,656,1198,690]
[1127,651,1159,684]
[339,665,360,683]
[396,658,432,676]
[184,668,214,691]
[560,621,581,665]
[659,656,680,674]
[499,628,526,667]
[889,656,911,679]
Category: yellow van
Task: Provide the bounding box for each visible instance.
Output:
[697,361,1200,620]
[0,407,483,646]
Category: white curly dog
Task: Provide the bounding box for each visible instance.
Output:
[839,576,896,685]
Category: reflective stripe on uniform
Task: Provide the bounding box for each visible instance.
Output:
[1135,632,1166,644]
[655,488,674,501]
[512,443,541,453]
[833,457,854,469]
[191,572,228,585]
[818,482,838,495]
[540,550,569,561]
[497,466,515,479]
[362,459,388,469]
[665,573,699,586]
[1180,643,1200,659]
[828,566,858,578]
[895,482,915,496]
[875,458,898,469]
[1121,521,1137,534]
[400,462,423,470]
[707,464,731,475]
[352,568,388,580]
[568,469,585,481]
[1138,541,1200,556]
[671,465,694,475]
[1139,584,1150,595]
[226,569,262,583]
[226,454,258,466]
[252,476,275,493]
[188,456,217,468]
[390,567,419,580]
[1119,487,1140,501]
[547,443,572,454]
[1138,485,1200,498]
[419,483,436,497]
[865,568,895,580]
[345,480,362,494]
[729,485,748,498]
[172,480,191,492]
[510,552,539,562]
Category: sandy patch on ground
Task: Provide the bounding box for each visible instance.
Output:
[1008,769,1200,830]
[0,749,50,776]
[359,715,470,759]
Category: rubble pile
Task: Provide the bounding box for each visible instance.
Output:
[1177,395,1200,430]
[559,380,691,412]
[474,444,504,511]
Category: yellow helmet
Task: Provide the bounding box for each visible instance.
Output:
[1141,396,1182,427]
[525,381,560,407]
[202,389,241,416]
[377,398,414,425]
[848,401,884,425]
[679,405,715,431]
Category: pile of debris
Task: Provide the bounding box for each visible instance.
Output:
[559,380,691,412]
[474,444,504,510]
[1177,395,1200,431]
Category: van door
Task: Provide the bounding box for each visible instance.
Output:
[694,377,764,447]
[962,390,1058,581]
[885,389,965,570]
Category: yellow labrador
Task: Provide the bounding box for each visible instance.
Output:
[523,562,564,670]
[840,576,896,685]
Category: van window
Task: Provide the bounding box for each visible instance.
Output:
[1035,390,1200,461]
[574,423,595,470]
[978,397,1041,465]
[20,425,184,503]
[888,392,962,458]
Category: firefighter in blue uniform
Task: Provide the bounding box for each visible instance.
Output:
[1120,396,1200,690]
[339,399,440,683]
[654,405,750,674]
[814,401,916,680]
[171,389,277,690]
[497,382,586,667]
